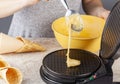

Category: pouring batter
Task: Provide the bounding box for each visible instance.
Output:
[66,14,83,67]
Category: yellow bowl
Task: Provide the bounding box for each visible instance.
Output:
[52,15,105,52]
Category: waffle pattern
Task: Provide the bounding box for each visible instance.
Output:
[43,49,100,78]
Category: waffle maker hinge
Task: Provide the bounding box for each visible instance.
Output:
[100,56,114,76]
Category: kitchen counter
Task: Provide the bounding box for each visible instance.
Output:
[0,38,120,84]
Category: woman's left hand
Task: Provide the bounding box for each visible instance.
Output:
[97,8,110,20]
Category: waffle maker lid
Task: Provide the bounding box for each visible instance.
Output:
[99,1,120,59]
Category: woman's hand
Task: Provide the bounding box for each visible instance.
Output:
[24,0,40,6]
[0,0,41,18]
[82,0,110,20]
[93,7,110,20]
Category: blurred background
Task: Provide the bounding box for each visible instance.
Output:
[0,0,118,34]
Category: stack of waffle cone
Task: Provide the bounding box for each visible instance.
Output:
[0,58,22,84]
[0,33,45,54]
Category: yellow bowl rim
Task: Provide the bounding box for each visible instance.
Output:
[52,15,105,40]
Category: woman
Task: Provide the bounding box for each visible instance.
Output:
[0,0,109,38]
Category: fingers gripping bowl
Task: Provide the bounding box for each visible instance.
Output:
[52,15,105,52]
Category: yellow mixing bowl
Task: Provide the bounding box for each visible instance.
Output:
[52,15,105,52]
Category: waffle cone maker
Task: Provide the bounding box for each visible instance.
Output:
[40,1,120,84]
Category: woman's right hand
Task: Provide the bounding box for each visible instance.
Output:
[24,0,40,6]
[0,0,48,18]
[0,0,41,18]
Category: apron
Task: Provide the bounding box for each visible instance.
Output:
[8,0,81,38]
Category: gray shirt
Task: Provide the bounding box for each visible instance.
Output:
[8,0,81,38]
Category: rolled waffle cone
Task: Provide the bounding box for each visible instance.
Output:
[0,67,22,84]
[0,59,10,68]
[0,33,45,54]
[0,58,22,84]
[15,37,45,53]
[0,58,10,80]
[0,33,24,54]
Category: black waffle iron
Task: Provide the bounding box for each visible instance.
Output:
[40,1,120,84]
